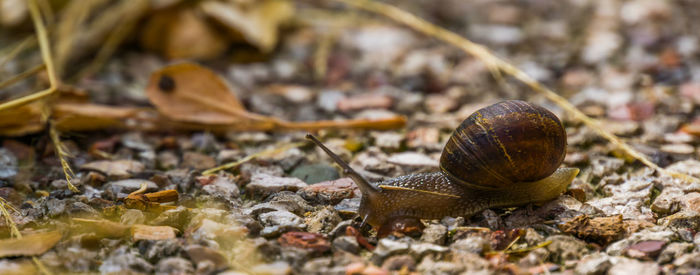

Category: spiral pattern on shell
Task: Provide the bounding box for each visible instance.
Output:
[440,100,567,189]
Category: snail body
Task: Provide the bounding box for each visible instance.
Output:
[307,100,579,228]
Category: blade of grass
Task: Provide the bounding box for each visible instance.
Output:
[0,64,46,90]
[336,0,700,184]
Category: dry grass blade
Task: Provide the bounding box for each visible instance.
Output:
[0,64,45,90]
[49,123,79,193]
[338,0,700,184]
[203,141,306,175]
[0,197,21,238]
[0,0,57,112]
[0,36,37,70]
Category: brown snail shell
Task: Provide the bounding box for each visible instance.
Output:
[441,100,567,189]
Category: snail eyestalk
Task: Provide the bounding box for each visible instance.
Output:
[305,134,379,193]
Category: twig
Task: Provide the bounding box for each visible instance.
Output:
[0,198,21,238]
[336,0,700,184]
[0,0,58,112]
[202,142,306,175]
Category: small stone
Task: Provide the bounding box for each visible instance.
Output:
[659,210,700,231]
[371,238,410,264]
[246,174,308,200]
[332,236,360,254]
[0,148,18,180]
[103,179,159,200]
[606,228,677,256]
[0,187,23,207]
[120,209,146,226]
[200,174,240,202]
[298,178,360,205]
[290,164,339,184]
[151,207,192,231]
[386,152,438,168]
[141,239,182,262]
[545,235,590,263]
[337,93,392,112]
[608,258,660,275]
[99,248,154,274]
[181,152,216,170]
[259,211,305,237]
[657,242,693,264]
[382,255,415,271]
[334,198,360,217]
[81,160,145,179]
[660,143,695,155]
[680,192,700,212]
[317,90,345,112]
[672,252,700,272]
[410,242,448,259]
[574,252,612,275]
[185,245,229,271]
[278,232,330,254]
[250,261,291,275]
[371,132,403,151]
[652,188,684,214]
[156,151,179,170]
[304,206,342,234]
[155,257,194,275]
[625,240,666,260]
[450,236,490,255]
[420,223,447,245]
[406,127,440,149]
[424,94,457,114]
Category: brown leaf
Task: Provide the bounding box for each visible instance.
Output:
[132,225,177,241]
[141,8,229,60]
[201,0,293,52]
[278,232,330,254]
[146,62,253,125]
[125,189,178,213]
[53,102,140,132]
[0,231,62,258]
[0,101,44,136]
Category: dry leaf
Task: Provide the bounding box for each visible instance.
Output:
[0,101,44,136]
[201,0,293,52]
[141,8,229,60]
[53,102,141,131]
[0,231,62,258]
[132,225,177,241]
[146,62,252,125]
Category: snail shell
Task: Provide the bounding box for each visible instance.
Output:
[441,100,567,189]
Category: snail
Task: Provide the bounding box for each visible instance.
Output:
[306,100,579,229]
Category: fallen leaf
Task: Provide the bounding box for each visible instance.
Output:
[125,187,178,213]
[201,0,293,52]
[0,101,44,136]
[141,8,229,60]
[71,218,131,238]
[53,102,140,132]
[0,231,62,258]
[146,62,254,125]
[132,224,177,241]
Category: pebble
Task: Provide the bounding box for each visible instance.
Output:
[103,179,159,200]
[606,228,677,256]
[259,210,305,237]
[625,240,666,260]
[290,163,339,184]
[574,252,612,275]
[185,245,229,271]
[657,242,693,264]
[155,257,194,275]
[81,159,145,179]
[99,248,154,274]
[334,198,360,217]
[250,261,291,275]
[151,207,192,231]
[672,252,700,273]
[156,151,179,170]
[371,238,410,264]
[659,210,700,231]
[278,232,330,255]
[337,93,393,112]
[298,177,360,205]
[545,235,590,263]
[120,209,146,225]
[371,132,403,151]
[651,187,683,214]
[304,206,342,234]
[181,152,216,170]
[317,90,346,112]
[420,223,447,245]
[382,255,415,271]
[660,143,695,155]
[0,148,17,180]
[201,174,240,202]
[450,236,490,255]
[332,236,360,254]
[680,192,700,212]
[386,152,438,168]
[608,258,660,275]
[410,242,448,259]
[246,174,308,199]
[141,239,181,262]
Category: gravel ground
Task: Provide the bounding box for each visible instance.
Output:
[2,0,700,274]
